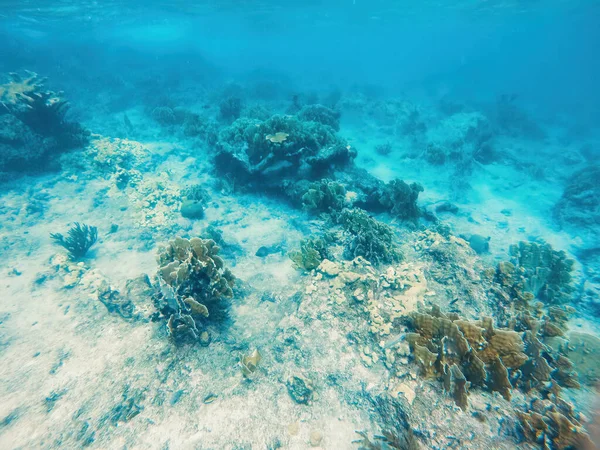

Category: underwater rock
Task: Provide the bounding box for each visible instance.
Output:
[287,374,314,404]
[180,184,210,220]
[255,243,283,258]
[180,184,210,219]
[554,165,600,234]
[435,201,459,214]
[154,236,235,345]
[462,234,490,254]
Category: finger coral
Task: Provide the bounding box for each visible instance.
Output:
[153,237,235,344]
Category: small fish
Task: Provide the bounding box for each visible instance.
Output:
[203,393,218,404]
[255,243,283,258]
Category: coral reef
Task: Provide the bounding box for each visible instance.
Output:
[50,223,98,260]
[338,208,402,265]
[301,179,347,215]
[404,305,591,448]
[214,114,355,191]
[297,104,340,131]
[0,71,88,176]
[289,235,333,271]
[493,241,575,307]
[180,184,210,219]
[554,165,600,232]
[153,237,235,344]
[374,179,423,221]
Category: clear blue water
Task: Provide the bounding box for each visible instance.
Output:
[1,1,599,449]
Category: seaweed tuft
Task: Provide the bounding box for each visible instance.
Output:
[50,223,98,259]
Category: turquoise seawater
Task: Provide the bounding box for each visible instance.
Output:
[0,1,599,449]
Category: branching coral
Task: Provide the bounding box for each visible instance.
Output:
[297,104,341,131]
[301,179,347,215]
[154,237,235,344]
[493,241,575,307]
[338,208,402,265]
[50,223,98,260]
[289,235,333,271]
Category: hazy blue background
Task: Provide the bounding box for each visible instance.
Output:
[1,0,599,124]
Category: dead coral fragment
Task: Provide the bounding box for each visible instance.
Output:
[50,223,98,260]
[239,349,262,378]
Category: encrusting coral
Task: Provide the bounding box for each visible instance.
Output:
[153,237,235,344]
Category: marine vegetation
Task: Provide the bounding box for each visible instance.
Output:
[50,223,98,260]
[338,208,402,265]
[153,237,235,344]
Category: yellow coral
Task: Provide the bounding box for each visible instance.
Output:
[265,132,289,143]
